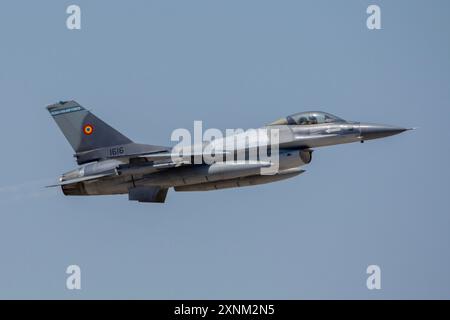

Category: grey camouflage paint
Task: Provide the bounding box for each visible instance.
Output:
[47,101,411,203]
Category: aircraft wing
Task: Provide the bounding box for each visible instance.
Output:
[48,150,233,188]
[135,150,231,162]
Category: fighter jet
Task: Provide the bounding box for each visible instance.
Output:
[46,101,411,203]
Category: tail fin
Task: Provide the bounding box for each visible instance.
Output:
[46,100,132,153]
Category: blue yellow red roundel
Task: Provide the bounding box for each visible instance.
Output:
[83,124,94,135]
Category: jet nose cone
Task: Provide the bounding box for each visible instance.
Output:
[359,123,410,140]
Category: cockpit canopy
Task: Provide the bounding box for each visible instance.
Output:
[268,111,346,126]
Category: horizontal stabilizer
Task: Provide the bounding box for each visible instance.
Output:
[46,172,116,187]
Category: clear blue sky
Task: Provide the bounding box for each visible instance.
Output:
[0,0,449,299]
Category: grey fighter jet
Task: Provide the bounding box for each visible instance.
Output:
[46,101,411,203]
